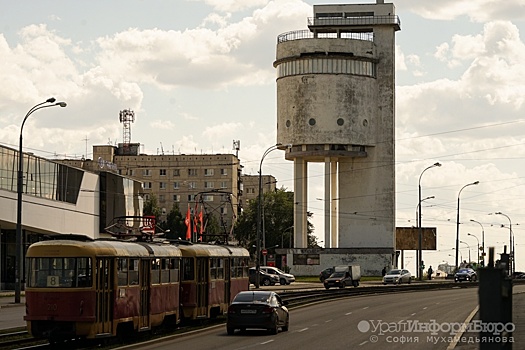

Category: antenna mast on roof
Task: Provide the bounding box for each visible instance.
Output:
[119,109,135,153]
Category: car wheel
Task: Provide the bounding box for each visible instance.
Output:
[408,278,411,284]
[339,282,346,288]
[269,320,278,335]
[280,278,286,285]
[262,278,271,286]
[227,327,235,335]
[325,285,330,290]
[282,317,290,332]
[353,281,359,287]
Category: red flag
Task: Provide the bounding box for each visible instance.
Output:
[193,201,198,235]
[199,206,204,235]
[185,204,191,240]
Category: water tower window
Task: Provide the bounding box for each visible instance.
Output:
[337,118,344,126]
[309,118,316,126]
[286,120,291,127]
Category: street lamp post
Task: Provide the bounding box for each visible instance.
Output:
[494,212,513,276]
[470,219,485,266]
[415,195,434,277]
[455,181,479,271]
[460,240,471,264]
[467,232,480,265]
[15,98,67,303]
[418,162,441,280]
[256,143,282,288]
[282,226,293,248]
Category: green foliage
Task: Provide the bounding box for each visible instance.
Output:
[143,194,162,222]
[233,187,316,250]
[163,203,185,240]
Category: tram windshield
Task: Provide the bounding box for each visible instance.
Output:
[27,257,92,288]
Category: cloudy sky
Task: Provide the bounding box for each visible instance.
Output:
[1,0,525,273]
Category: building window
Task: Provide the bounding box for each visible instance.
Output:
[143,169,151,176]
[173,182,180,189]
[160,169,167,176]
[144,194,150,201]
[173,169,180,177]
[143,182,152,189]
[188,182,197,189]
[220,207,228,214]
[188,194,196,201]
[188,169,198,176]
[247,188,255,194]
[221,168,228,176]
[220,181,227,189]
[204,181,214,189]
[159,182,166,189]
[204,169,214,176]
[203,195,213,202]
[173,194,180,202]
[129,169,134,176]
[159,194,165,202]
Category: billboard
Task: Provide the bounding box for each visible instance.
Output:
[396,227,437,250]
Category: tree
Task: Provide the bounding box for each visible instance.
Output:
[143,194,162,222]
[234,187,316,250]
[162,203,185,240]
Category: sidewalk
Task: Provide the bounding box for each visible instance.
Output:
[0,291,25,308]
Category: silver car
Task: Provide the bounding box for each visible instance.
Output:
[383,269,411,284]
[260,266,295,285]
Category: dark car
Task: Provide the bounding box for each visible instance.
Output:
[319,267,335,282]
[454,268,477,282]
[227,291,289,335]
[249,267,279,286]
[323,270,359,289]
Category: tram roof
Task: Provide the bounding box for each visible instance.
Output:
[177,243,250,258]
[26,239,182,258]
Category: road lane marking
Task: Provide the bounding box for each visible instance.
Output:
[261,340,274,344]
[362,306,369,309]
[345,312,353,315]
[411,313,416,316]
[423,307,428,310]
[325,319,332,323]
[298,328,309,333]
[359,341,369,346]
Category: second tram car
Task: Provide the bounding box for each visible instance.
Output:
[24,235,249,342]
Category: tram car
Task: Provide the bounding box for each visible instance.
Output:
[24,235,250,342]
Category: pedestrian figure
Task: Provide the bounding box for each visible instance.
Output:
[427,266,433,280]
[382,266,387,277]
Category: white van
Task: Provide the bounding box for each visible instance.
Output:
[260,266,295,285]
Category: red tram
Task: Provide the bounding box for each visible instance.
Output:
[24,235,250,341]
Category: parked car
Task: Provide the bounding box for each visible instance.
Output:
[260,266,295,285]
[383,269,412,284]
[323,265,361,289]
[226,291,289,335]
[319,267,335,282]
[249,267,279,286]
[454,268,477,282]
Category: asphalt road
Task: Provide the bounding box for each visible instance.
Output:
[121,287,483,350]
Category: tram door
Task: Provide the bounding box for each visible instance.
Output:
[95,258,113,335]
[224,258,231,303]
[139,259,150,330]
[195,258,208,318]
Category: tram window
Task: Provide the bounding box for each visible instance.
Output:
[151,259,161,284]
[129,259,139,285]
[117,258,128,286]
[169,258,179,282]
[182,258,194,281]
[27,257,92,288]
[161,258,170,283]
[217,258,224,279]
[210,258,217,279]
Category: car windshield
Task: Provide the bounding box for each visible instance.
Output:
[458,269,471,273]
[330,272,345,278]
[233,292,271,303]
[388,270,401,275]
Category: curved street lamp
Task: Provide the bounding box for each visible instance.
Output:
[494,211,513,276]
[467,232,480,265]
[460,240,471,263]
[255,143,283,288]
[455,181,479,271]
[15,98,67,303]
[470,219,485,266]
[418,162,441,280]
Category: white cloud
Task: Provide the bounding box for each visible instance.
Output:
[189,0,270,13]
